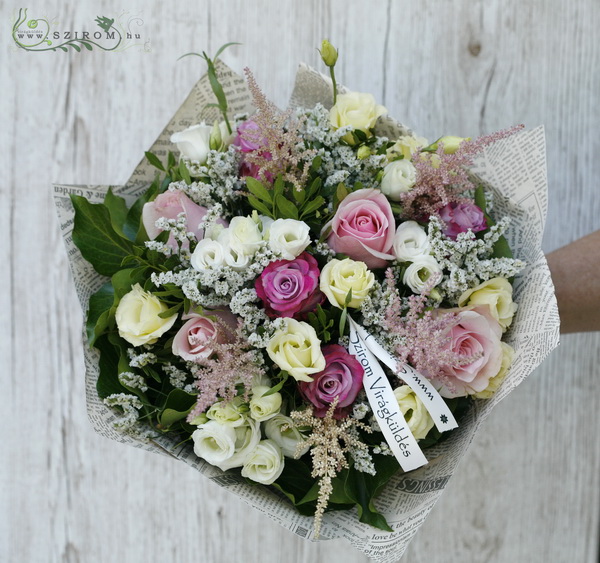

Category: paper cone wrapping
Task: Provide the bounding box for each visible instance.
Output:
[54,61,559,562]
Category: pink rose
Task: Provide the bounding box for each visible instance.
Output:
[439,202,487,239]
[255,252,324,319]
[298,344,364,418]
[233,120,266,153]
[172,309,238,362]
[430,306,503,398]
[325,188,396,269]
[142,191,210,249]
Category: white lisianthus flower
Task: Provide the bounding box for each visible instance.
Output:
[393,221,431,262]
[171,123,212,164]
[226,216,263,257]
[380,159,417,201]
[191,420,237,466]
[115,284,178,346]
[206,397,247,427]
[249,385,283,422]
[320,258,375,309]
[393,385,435,440]
[265,218,311,259]
[192,418,261,471]
[241,440,285,485]
[458,277,518,331]
[190,238,226,271]
[386,135,429,161]
[402,255,442,294]
[264,414,309,458]
[473,342,515,399]
[266,318,325,382]
[329,92,387,144]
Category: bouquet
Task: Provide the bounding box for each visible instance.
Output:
[56,41,558,561]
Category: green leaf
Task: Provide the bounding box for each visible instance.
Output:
[292,186,306,204]
[275,194,299,220]
[300,196,326,219]
[145,151,165,171]
[247,195,273,218]
[104,188,129,238]
[245,176,273,203]
[158,302,182,319]
[86,281,114,344]
[474,184,487,213]
[94,333,127,399]
[492,234,513,259]
[178,159,191,184]
[213,41,242,60]
[158,389,196,428]
[70,195,136,276]
[261,371,289,397]
[339,306,348,336]
[272,458,316,505]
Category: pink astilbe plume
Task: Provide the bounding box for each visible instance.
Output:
[400,125,524,220]
[241,68,316,190]
[187,322,264,420]
[382,270,477,391]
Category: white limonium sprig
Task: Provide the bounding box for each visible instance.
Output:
[127,349,157,368]
[428,215,526,301]
[163,363,192,390]
[118,371,148,392]
[103,393,155,440]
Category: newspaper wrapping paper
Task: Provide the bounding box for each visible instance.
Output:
[54,61,560,562]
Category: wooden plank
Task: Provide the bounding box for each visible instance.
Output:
[1,1,598,562]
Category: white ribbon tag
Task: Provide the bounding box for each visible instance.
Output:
[348,323,428,472]
[349,319,458,432]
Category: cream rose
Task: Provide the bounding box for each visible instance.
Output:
[265,218,311,259]
[249,385,283,422]
[190,238,226,271]
[393,221,431,262]
[380,159,417,201]
[115,284,177,346]
[458,277,517,331]
[241,440,284,485]
[402,255,442,294]
[393,385,435,440]
[264,414,309,458]
[386,135,429,161]
[473,342,515,399]
[171,123,212,164]
[266,318,325,382]
[320,258,375,309]
[329,92,387,143]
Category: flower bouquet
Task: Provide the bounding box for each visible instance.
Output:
[55,41,559,561]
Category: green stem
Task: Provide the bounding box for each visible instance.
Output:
[330,66,338,105]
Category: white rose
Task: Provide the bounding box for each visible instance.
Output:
[171,123,212,164]
[329,92,387,143]
[241,440,285,485]
[458,277,517,331]
[320,258,375,309]
[115,284,178,346]
[266,318,325,382]
[206,397,247,427]
[393,385,434,440]
[264,414,309,458]
[386,135,429,161]
[403,255,442,294]
[190,239,226,271]
[380,159,417,201]
[393,221,431,262]
[249,385,283,422]
[265,219,311,259]
[226,216,263,257]
[192,418,260,471]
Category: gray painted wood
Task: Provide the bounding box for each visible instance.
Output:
[2,1,598,562]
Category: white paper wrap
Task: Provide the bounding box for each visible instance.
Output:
[53,61,559,562]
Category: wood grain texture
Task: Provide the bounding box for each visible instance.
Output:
[2,1,598,562]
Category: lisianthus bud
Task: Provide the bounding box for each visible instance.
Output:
[357,145,371,160]
[209,121,223,150]
[431,135,471,154]
[319,39,338,67]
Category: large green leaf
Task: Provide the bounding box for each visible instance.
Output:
[158,389,196,428]
[86,281,115,344]
[95,333,127,399]
[103,188,130,239]
[71,195,136,276]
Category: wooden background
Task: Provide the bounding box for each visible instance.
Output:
[2,1,599,562]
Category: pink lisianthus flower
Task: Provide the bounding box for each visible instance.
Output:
[255,252,324,319]
[298,344,364,418]
[142,191,213,250]
[172,309,238,362]
[438,201,487,239]
[325,188,396,269]
[428,306,504,398]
